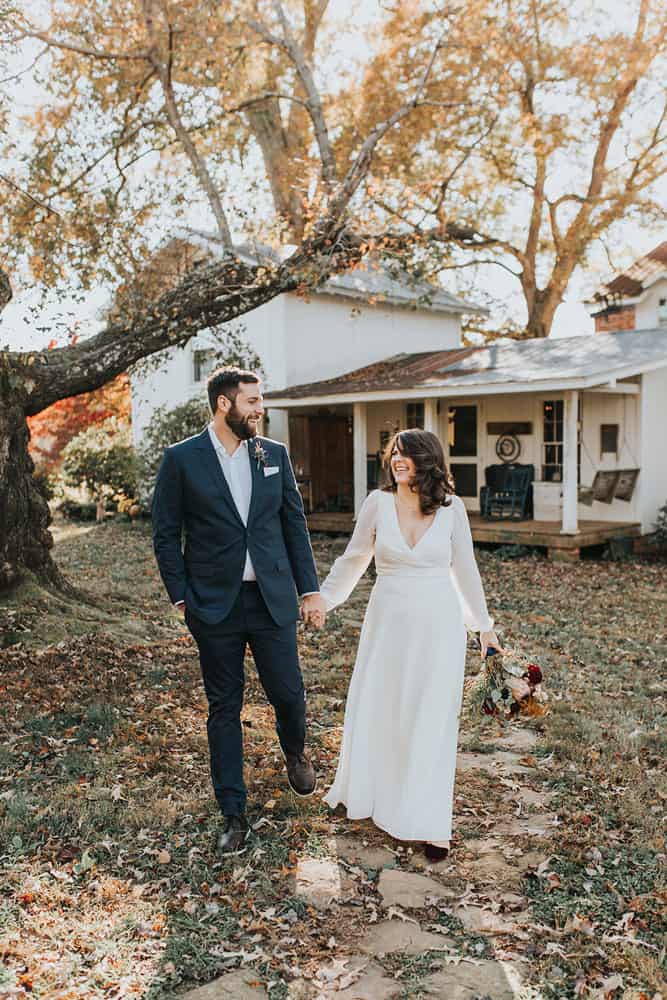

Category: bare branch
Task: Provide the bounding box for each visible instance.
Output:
[246,2,337,188]
[433,118,498,219]
[0,43,49,85]
[141,0,233,249]
[328,29,448,220]
[11,28,147,61]
[0,174,62,218]
[224,90,311,115]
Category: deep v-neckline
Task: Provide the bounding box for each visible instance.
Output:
[391,495,440,552]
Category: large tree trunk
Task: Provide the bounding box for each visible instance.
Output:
[0,371,60,589]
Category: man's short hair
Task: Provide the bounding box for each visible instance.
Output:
[207,366,261,414]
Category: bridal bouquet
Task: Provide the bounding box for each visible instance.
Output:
[473,647,548,720]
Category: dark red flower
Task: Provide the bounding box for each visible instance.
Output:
[526,663,543,685]
[482,697,497,716]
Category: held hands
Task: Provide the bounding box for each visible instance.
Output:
[480,630,505,659]
[301,593,327,629]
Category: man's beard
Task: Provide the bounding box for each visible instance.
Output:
[226,405,258,441]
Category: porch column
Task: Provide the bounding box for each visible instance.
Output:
[353,401,368,517]
[561,390,579,534]
[424,398,438,434]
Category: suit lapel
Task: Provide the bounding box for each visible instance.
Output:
[247,438,264,527]
[196,430,244,526]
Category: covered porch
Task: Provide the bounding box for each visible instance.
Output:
[285,385,643,559]
[263,334,664,557]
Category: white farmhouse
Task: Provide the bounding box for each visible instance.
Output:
[265,242,667,559]
[130,227,485,453]
[131,234,667,558]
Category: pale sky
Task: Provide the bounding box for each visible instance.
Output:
[1,0,665,353]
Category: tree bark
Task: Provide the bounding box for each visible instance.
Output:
[0,366,61,590]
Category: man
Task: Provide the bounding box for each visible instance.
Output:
[152,366,327,853]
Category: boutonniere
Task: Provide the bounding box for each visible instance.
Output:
[254,439,268,470]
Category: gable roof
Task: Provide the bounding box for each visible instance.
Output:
[587,241,667,304]
[179,228,486,316]
[265,329,667,403]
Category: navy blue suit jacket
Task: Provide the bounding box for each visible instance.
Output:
[152,430,319,626]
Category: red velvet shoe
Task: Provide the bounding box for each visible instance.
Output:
[424,842,449,862]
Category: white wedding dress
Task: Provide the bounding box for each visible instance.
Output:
[320,490,493,843]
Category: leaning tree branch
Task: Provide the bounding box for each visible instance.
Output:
[328,29,447,219]
[12,211,496,415]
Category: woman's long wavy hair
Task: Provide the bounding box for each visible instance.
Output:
[382,428,455,515]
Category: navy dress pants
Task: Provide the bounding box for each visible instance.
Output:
[185,582,306,816]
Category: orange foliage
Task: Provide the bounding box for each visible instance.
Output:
[27,374,131,473]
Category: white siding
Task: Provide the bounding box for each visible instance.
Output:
[361,391,645,524]
[282,293,461,387]
[130,297,285,449]
[366,400,409,455]
[635,277,667,330]
[578,392,641,524]
[130,291,461,449]
[639,368,667,533]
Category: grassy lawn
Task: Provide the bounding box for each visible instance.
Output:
[0,519,665,999]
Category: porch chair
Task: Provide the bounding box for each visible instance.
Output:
[480,463,535,521]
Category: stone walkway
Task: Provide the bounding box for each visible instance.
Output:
[183,724,555,999]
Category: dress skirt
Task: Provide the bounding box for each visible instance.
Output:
[323,571,467,842]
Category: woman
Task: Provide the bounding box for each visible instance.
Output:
[319,429,502,860]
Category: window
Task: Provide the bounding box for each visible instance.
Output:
[600,423,619,457]
[406,402,425,429]
[193,348,217,383]
[542,399,582,482]
[542,400,563,481]
[658,298,667,328]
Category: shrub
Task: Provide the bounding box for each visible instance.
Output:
[59,418,138,503]
[58,499,98,522]
[138,397,210,485]
[32,466,56,502]
[650,501,667,548]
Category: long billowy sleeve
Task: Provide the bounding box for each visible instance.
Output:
[319,490,379,612]
[450,495,494,633]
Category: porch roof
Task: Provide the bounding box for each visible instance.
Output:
[265,329,667,405]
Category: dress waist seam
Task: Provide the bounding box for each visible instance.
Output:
[375,572,453,580]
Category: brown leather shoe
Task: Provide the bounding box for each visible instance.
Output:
[215,814,248,854]
[284,751,316,797]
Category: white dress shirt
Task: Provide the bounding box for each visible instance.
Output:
[208,424,256,581]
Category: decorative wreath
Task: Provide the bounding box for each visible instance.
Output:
[495,433,521,463]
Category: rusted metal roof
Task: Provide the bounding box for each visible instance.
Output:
[588,242,667,302]
[265,329,667,401]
